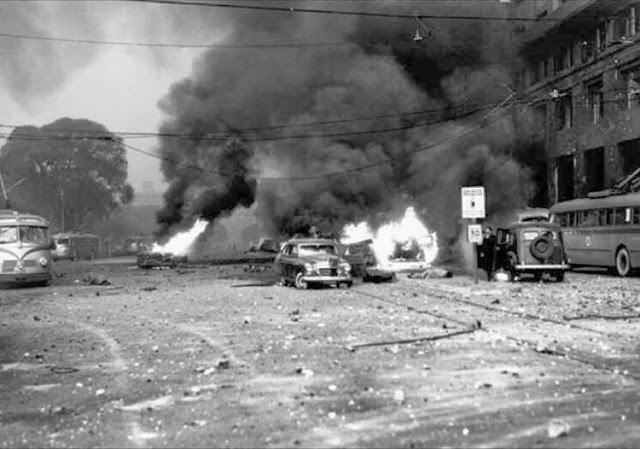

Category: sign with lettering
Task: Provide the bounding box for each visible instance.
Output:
[461,186,486,219]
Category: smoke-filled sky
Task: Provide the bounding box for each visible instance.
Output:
[1,0,537,243]
[0,0,228,192]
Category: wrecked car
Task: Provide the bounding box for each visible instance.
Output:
[136,245,187,269]
[275,238,353,289]
[488,222,570,282]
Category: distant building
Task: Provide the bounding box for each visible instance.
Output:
[133,181,163,206]
[513,0,640,203]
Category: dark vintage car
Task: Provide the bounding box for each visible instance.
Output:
[488,222,570,282]
[275,238,353,289]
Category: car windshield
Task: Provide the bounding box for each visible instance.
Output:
[56,238,70,245]
[298,244,337,257]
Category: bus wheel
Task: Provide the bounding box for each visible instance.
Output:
[615,247,631,277]
[554,271,565,282]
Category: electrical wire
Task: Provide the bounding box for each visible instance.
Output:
[0,94,516,182]
[122,0,623,22]
[0,32,355,49]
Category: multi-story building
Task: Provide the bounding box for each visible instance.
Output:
[513,0,640,203]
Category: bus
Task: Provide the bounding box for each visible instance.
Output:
[0,209,54,286]
[549,191,640,276]
[52,232,101,261]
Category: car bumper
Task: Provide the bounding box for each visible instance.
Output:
[300,274,352,284]
[514,263,570,270]
[0,272,52,283]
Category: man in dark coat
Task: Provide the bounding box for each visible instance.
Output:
[477,226,496,281]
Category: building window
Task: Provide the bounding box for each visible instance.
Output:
[586,78,604,123]
[553,45,573,73]
[557,154,575,201]
[622,65,640,109]
[554,90,572,130]
[585,147,605,193]
[619,138,640,177]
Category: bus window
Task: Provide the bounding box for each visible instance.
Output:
[585,210,599,227]
[634,207,640,225]
[626,207,632,223]
[568,212,576,227]
[614,208,626,225]
[556,213,568,226]
[0,226,18,244]
[599,209,608,226]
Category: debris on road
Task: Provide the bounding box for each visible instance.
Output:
[117,395,174,412]
[563,312,640,321]
[407,267,453,279]
[344,324,480,352]
[83,274,110,285]
[547,418,570,438]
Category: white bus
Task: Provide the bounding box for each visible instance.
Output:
[0,209,54,286]
[549,191,640,276]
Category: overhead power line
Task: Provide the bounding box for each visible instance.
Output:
[0,31,354,49]
[0,94,515,182]
[121,0,623,22]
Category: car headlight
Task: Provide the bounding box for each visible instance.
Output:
[304,263,314,273]
[39,257,49,267]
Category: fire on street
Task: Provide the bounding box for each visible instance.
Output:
[2,258,640,448]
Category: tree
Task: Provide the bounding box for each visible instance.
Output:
[0,118,134,231]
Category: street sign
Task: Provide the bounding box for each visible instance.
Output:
[461,186,486,219]
[468,224,483,244]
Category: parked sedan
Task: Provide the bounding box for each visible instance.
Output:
[275,238,353,289]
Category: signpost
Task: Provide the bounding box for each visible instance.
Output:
[461,187,486,284]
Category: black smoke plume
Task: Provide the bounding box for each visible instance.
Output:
[156,0,536,245]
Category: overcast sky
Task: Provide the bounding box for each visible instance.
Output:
[0,1,228,193]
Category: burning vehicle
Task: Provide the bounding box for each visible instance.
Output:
[274,238,353,289]
[136,219,208,269]
[136,244,187,269]
[341,207,439,279]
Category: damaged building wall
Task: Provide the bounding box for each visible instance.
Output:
[516,1,640,203]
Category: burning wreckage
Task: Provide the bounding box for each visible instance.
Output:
[137,219,208,269]
[340,207,450,282]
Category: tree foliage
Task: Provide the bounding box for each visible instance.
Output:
[0,118,134,231]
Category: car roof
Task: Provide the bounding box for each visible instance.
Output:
[284,238,338,245]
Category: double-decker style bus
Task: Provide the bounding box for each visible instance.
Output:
[549,191,640,276]
[52,232,101,261]
[0,209,54,286]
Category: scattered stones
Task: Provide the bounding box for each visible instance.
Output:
[117,395,174,412]
[547,418,570,438]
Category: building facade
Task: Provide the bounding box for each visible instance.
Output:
[514,0,640,204]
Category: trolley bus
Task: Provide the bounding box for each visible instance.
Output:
[0,209,54,286]
[549,191,640,276]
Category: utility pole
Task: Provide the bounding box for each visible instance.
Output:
[0,169,13,209]
[60,187,65,232]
